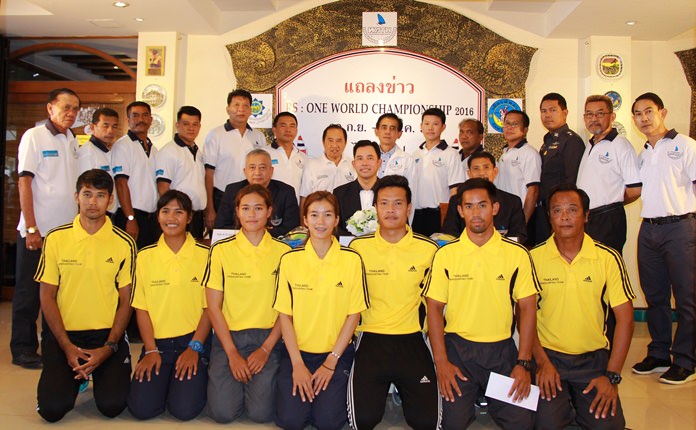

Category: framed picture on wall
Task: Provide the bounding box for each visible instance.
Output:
[146,46,165,76]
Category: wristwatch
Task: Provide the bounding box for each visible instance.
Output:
[188,340,204,353]
[605,371,622,385]
[104,341,118,353]
[516,359,531,371]
[126,215,135,221]
[27,226,38,234]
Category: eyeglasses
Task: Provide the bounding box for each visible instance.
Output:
[502,122,521,128]
[583,112,608,119]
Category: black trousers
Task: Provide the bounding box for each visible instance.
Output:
[113,208,160,250]
[585,202,626,253]
[37,329,131,422]
[413,207,441,237]
[10,233,42,359]
[348,332,439,430]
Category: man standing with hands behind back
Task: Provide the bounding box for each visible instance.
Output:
[11,88,80,369]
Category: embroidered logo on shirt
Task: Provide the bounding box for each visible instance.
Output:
[510,157,520,167]
[389,159,404,171]
[112,165,123,173]
[599,152,612,164]
[496,274,505,281]
[583,276,592,282]
[271,269,278,276]
[419,375,431,384]
[432,158,445,167]
[408,266,417,272]
[191,276,199,282]
[105,257,114,263]
[335,281,344,288]
[667,146,683,160]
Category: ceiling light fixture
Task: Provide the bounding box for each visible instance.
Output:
[135,18,144,22]
[113,1,129,8]
[626,20,637,26]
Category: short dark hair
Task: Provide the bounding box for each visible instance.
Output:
[373,174,412,204]
[459,118,484,135]
[76,168,113,195]
[126,101,151,116]
[157,189,193,215]
[322,124,347,142]
[48,88,80,105]
[585,95,613,114]
[273,111,298,127]
[422,107,446,124]
[546,183,590,215]
[458,177,497,204]
[352,140,380,157]
[376,113,403,131]
[504,110,530,128]
[467,151,497,169]
[227,89,253,106]
[177,106,202,121]
[540,93,568,110]
[91,107,119,124]
[235,184,273,210]
[632,92,664,112]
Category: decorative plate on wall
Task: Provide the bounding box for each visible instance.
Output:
[142,84,167,108]
[605,91,622,111]
[598,54,624,79]
[148,114,165,137]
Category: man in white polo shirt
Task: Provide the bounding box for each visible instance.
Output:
[375,113,418,185]
[495,110,541,224]
[265,112,306,202]
[299,124,355,215]
[156,106,207,239]
[576,95,641,254]
[111,101,159,249]
[203,89,267,231]
[12,88,80,369]
[630,92,696,385]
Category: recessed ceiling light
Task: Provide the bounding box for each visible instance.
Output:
[33,73,39,77]
[113,1,129,8]
[134,17,144,22]
[626,20,637,26]
[113,66,119,69]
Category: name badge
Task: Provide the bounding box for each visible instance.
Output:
[42,150,59,158]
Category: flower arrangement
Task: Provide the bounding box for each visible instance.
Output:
[346,207,378,236]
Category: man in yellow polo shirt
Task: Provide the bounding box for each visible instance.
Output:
[349,175,440,430]
[424,178,539,430]
[35,169,136,422]
[531,183,635,430]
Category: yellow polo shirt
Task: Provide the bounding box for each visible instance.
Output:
[35,216,136,331]
[273,238,369,353]
[531,234,635,354]
[131,234,209,339]
[350,227,437,334]
[203,231,291,331]
[423,230,540,342]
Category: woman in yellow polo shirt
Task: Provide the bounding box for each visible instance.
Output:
[203,184,291,423]
[273,191,369,430]
[127,190,211,421]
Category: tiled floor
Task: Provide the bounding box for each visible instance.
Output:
[0,301,693,429]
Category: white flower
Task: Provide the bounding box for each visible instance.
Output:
[346,207,377,236]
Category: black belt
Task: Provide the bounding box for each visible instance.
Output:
[643,212,696,225]
[589,202,623,216]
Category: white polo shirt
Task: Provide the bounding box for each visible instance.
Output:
[379,145,419,194]
[265,144,307,202]
[411,140,465,209]
[202,121,267,192]
[77,136,118,211]
[495,139,542,205]
[576,129,641,210]
[111,131,159,214]
[300,154,355,197]
[638,129,696,218]
[17,121,79,237]
[155,134,207,211]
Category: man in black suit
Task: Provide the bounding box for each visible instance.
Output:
[442,151,527,244]
[215,149,299,237]
[333,140,382,236]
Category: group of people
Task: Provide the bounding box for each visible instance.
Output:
[8,86,695,430]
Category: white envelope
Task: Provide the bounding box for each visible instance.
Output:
[484,371,540,412]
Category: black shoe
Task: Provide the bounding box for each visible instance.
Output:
[12,352,42,369]
[632,356,671,375]
[658,365,696,385]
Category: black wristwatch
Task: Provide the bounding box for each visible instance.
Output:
[516,359,531,371]
[104,341,118,354]
[605,371,622,385]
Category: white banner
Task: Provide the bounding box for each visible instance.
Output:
[276,48,485,159]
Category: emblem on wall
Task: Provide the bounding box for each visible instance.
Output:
[362,12,397,46]
[487,98,523,134]
[604,91,622,111]
[598,54,624,79]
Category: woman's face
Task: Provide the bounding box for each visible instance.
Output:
[304,199,339,241]
[236,192,271,233]
[158,199,191,237]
